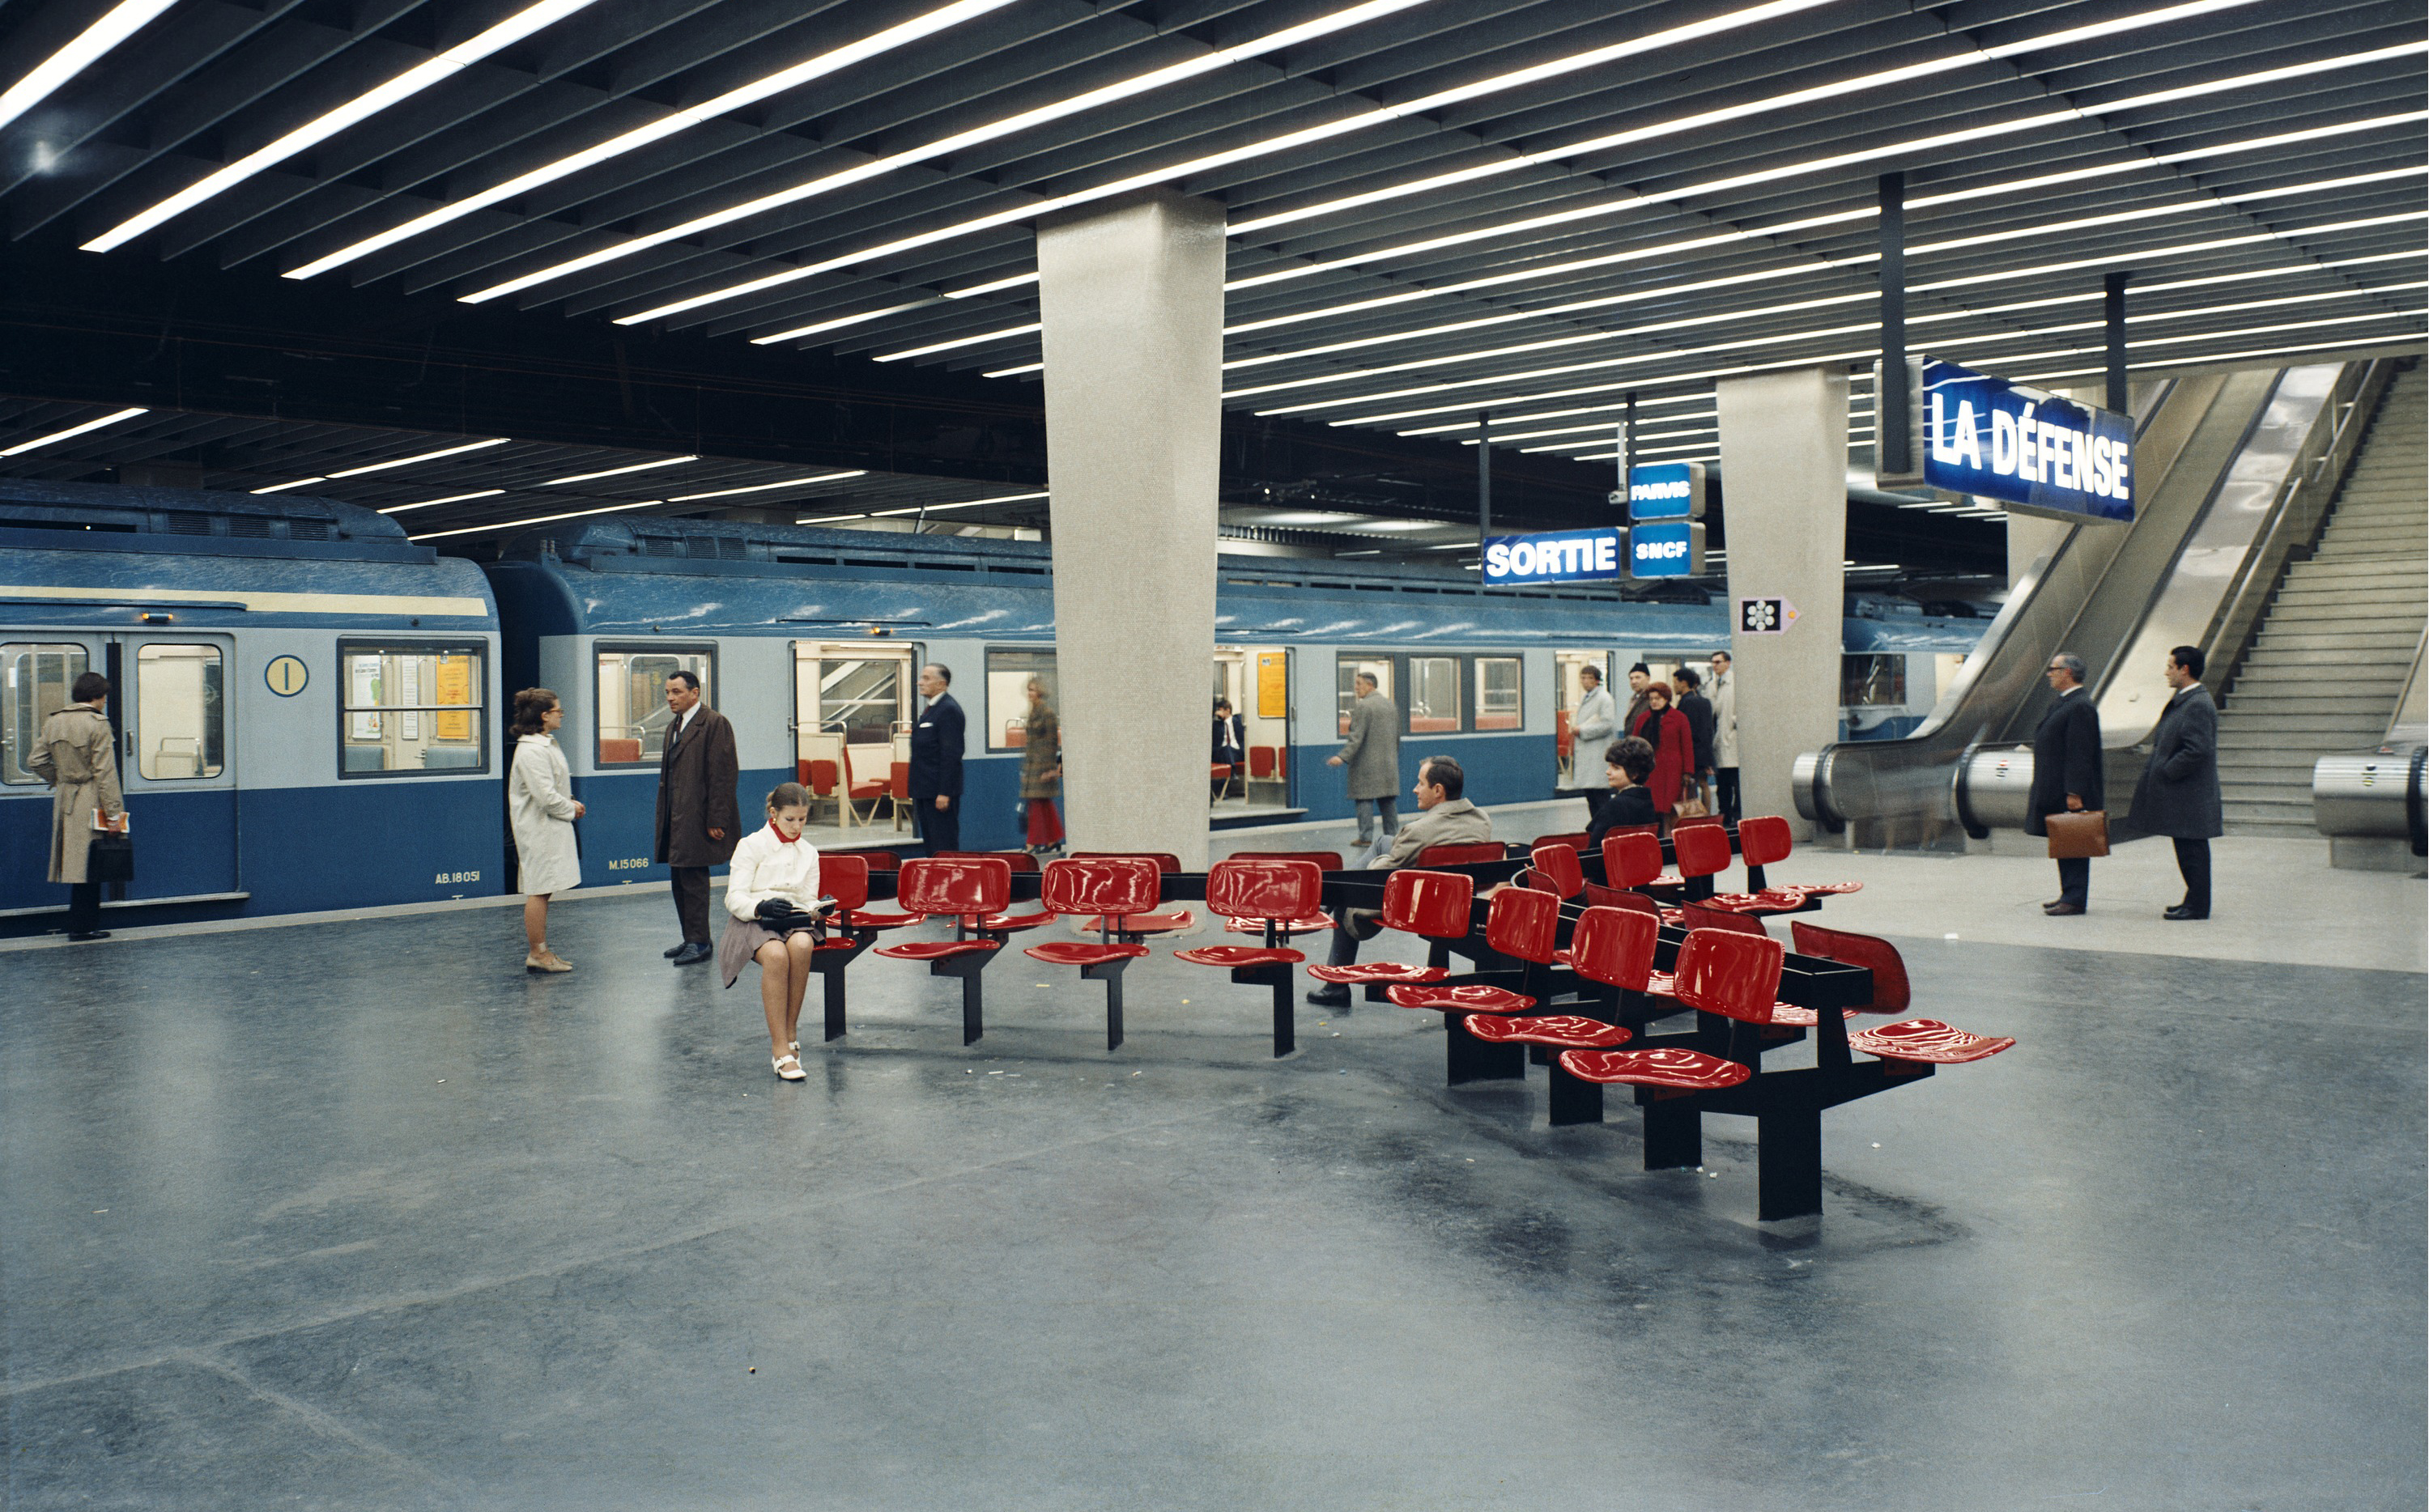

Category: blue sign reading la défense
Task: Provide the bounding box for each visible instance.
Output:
[1922,359,2133,522]
[1482,528,1625,584]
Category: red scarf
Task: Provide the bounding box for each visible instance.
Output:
[769,822,800,845]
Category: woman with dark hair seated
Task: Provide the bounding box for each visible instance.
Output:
[1585,736,1661,850]
[720,782,828,1081]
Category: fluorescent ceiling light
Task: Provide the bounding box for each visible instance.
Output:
[798,512,872,525]
[283,0,1017,281]
[947,274,1040,299]
[410,499,661,541]
[376,489,508,514]
[250,478,326,495]
[755,299,943,344]
[0,0,177,134]
[594,0,1836,325]
[330,438,508,478]
[0,406,148,456]
[540,455,698,485]
[666,471,866,501]
[85,0,602,253]
[874,323,1041,363]
[464,0,1443,307]
[815,490,1048,521]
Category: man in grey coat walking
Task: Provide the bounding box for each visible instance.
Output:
[1329,671,1402,849]
[2129,645,2223,920]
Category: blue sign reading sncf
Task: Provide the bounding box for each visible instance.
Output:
[1922,359,2133,522]
[1482,528,1627,585]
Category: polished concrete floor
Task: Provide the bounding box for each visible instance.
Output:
[4,866,2423,1509]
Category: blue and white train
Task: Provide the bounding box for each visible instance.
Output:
[0,484,1984,930]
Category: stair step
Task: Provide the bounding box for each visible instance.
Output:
[2278,563,2425,581]
[2215,716,2389,733]
[2252,635,2422,653]
[2240,652,2412,673]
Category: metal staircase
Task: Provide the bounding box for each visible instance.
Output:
[2218,365,2428,835]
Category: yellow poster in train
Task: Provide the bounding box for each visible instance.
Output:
[1257,652,1288,720]
[434,653,473,741]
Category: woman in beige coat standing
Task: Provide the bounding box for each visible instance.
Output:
[28,671,126,942]
[508,687,585,972]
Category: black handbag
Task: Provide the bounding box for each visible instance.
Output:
[87,830,134,885]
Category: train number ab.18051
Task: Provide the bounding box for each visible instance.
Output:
[435,871,481,885]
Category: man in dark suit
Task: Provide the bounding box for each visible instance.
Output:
[908,663,964,854]
[2129,644,2223,920]
[2027,652,2104,915]
[653,671,740,965]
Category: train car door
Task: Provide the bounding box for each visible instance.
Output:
[114,634,239,900]
[790,641,916,827]
[1,636,102,911]
[1554,650,1610,784]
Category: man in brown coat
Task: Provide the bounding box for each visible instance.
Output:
[653,671,740,966]
[28,670,126,943]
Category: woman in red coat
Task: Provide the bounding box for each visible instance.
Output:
[1629,682,1695,818]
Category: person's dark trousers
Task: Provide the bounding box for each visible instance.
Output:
[65,880,100,935]
[670,866,713,944]
[915,794,960,854]
[1716,767,1741,821]
[2055,856,2090,908]
[1326,918,1362,969]
[2172,838,2211,916]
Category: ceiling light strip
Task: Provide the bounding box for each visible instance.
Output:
[539,456,699,485]
[0,406,151,456]
[874,323,1042,363]
[85,0,604,253]
[666,471,867,502]
[376,489,508,514]
[410,499,662,542]
[0,0,178,134]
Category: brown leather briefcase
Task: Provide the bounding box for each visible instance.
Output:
[2045,810,2110,860]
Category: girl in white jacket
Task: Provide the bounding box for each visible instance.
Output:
[508,688,585,973]
[719,781,827,1081]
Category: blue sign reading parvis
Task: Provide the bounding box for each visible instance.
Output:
[1922,359,2133,522]
[1482,528,1627,585]
[1627,461,1706,520]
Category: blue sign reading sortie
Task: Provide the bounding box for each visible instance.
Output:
[1482,527,1627,585]
[1922,359,2133,522]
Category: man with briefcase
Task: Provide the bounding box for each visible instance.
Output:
[2028,652,2105,915]
[28,670,130,943]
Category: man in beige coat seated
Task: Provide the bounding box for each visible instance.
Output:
[1304,754,1491,1009]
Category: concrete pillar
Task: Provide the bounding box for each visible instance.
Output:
[1715,367,1848,839]
[1034,189,1226,869]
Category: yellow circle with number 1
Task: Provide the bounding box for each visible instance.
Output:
[264,655,309,697]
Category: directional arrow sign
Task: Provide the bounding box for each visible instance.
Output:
[1736,597,1801,635]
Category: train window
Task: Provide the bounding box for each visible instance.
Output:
[1474,657,1522,731]
[597,648,714,765]
[1407,656,1461,733]
[1841,654,1908,708]
[134,643,224,779]
[339,643,487,778]
[986,648,1058,752]
[2,643,90,784]
[1337,657,1391,737]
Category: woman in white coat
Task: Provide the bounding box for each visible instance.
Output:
[719,782,827,1081]
[508,687,585,973]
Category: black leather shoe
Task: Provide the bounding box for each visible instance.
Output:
[670,941,713,966]
[1304,986,1351,1009]
[66,929,110,942]
[2044,902,2086,916]
[2164,907,2209,920]
[662,942,688,958]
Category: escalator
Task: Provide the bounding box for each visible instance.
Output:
[1795,359,2385,849]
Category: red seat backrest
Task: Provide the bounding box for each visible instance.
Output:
[806,758,839,796]
[1672,812,1726,830]
[1674,928,1787,1024]
[1596,888,1661,917]
[1566,905,1659,991]
[1789,920,1911,1012]
[1072,851,1182,873]
[1531,830,1591,852]
[889,761,910,798]
[1205,859,1324,922]
[1040,856,1163,917]
[819,854,870,912]
[1529,843,1585,900]
[1674,823,1733,878]
[1276,748,1287,779]
[897,856,1011,916]
[1380,869,1474,938]
[934,849,1038,873]
[1602,831,1665,888]
[1738,814,1793,868]
[1680,902,1772,938]
[1415,842,1507,867]
[854,850,899,872]
[601,737,642,764]
[1249,745,1275,779]
[1231,849,1345,871]
[1484,884,1559,965]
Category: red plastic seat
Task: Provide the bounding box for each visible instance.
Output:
[1531,830,1592,852]
[978,911,1053,933]
[1789,921,1912,1013]
[1249,745,1276,781]
[1673,926,1789,1024]
[1304,868,1472,986]
[1176,858,1325,1056]
[1678,902,1771,939]
[1021,856,1166,1051]
[1847,1017,2016,1064]
[934,849,1038,873]
[1673,823,1733,885]
[1602,831,1665,889]
[1485,883,1559,966]
[1385,982,1536,1014]
[1414,842,1508,867]
[1738,814,1793,868]
[1070,852,1182,873]
[1466,1014,1630,1049]
[802,854,884,1042]
[876,856,1014,1044]
[1557,1045,1751,1092]
[1580,885,1660,915]
[1529,844,1585,901]
[1224,913,1334,936]
[1553,904,1660,993]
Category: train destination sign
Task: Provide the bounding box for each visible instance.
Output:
[1482,527,1627,585]
[1922,358,2134,522]
[1625,461,1707,520]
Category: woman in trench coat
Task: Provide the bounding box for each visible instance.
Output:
[508,687,585,972]
[28,671,126,942]
[1020,677,1064,856]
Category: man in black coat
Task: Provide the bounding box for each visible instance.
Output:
[2027,652,2104,915]
[653,671,741,965]
[2129,644,2223,920]
[1672,666,1716,809]
[908,663,965,855]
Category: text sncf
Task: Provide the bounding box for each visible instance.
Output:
[1932,391,2130,500]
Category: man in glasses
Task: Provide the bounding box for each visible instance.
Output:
[2027,652,2104,915]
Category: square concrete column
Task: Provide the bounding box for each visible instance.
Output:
[1035,189,1227,869]
[1715,367,1849,839]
